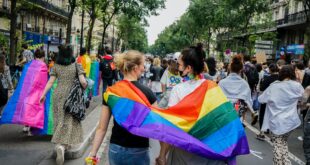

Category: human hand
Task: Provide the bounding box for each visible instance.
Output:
[156,157,166,165]
[39,95,46,104]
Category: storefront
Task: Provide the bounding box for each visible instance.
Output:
[276,44,304,63]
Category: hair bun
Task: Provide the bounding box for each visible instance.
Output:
[232,55,242,64]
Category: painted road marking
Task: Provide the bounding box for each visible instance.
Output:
[244,122,306,165]
[250,150,263,160]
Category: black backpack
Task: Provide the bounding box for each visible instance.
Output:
[100,59,114,79]
[244,63,259,90]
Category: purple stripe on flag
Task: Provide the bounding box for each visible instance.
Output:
[219,135,249,156]
[122,123,235,160]
[123,102,151,127]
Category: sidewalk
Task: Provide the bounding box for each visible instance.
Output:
[0,96,102,165]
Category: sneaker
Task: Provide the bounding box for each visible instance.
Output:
[256,134,265,141]
[22,126,30,133]
[298,136,304,141]
[251,113,258,126]
[56,145,65,165]
[27,130,33,136]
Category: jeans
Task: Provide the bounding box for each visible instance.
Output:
[108,143,150,165]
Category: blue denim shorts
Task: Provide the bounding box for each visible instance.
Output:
[108,143,150,165]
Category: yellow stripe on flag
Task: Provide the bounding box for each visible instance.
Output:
[198,86,228,120]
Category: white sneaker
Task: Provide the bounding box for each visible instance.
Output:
[56,145,65,165]
[298,136,304,141]
[22,126,30,133]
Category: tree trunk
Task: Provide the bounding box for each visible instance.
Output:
[9,0,17,65]
[86,1,96,54]
[101,24,108,50]
[66,0,76,44]
[86,16,96,54]
[80,0,85,54]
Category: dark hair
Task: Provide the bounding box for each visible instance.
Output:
[230,55,243,73]
[34,49,45,59]
[181,45,205,75]
[243,55,251,62]
[56,45,75,66]
[268,63,278,73]
[296,62,305,70]
[256,64,263,72]
[80,47,86,55]
[22,44,28,49]
[105,47,112,55]
[279,65,296,81]
[206,57,217,76]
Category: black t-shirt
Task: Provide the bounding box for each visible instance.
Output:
[103,81,156,148]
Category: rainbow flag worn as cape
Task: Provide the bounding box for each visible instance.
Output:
[77,55,91,77]
[0,60,48,129]
[32,81,57,135]
[89,61,100,96]
[104,80,249,164]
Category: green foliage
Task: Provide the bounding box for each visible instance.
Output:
[0,33,8,50]
[117,15,148,52]
[150,0,270,56]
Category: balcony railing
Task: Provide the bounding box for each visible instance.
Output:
[27,0,69,18]
[277,11,308,27]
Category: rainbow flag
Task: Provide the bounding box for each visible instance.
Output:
[77,55,91,77]
[32,81,57,135]
[0,60,48,129]
[104,80,249,163]
[89,61,100,96]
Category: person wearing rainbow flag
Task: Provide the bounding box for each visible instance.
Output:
[86,48,249,165]
[86,50,157,165]
[77,48,91,77]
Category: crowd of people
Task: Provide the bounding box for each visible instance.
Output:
[1,43,310,165]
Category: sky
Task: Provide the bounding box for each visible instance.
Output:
[146,0,190,46]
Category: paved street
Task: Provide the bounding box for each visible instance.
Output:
[0,97,307,165]
[0,96,102,165]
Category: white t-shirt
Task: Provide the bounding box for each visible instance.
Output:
[160,69,182,91]
[168,79,205,107]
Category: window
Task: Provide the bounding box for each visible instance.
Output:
[2,0,8,8]
[294,1,299,13]
[275,10,279,20]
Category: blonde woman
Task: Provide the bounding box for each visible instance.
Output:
[150,57,164,102]
[87,51,157,165]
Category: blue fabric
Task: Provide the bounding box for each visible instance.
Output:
[108,143,150,165]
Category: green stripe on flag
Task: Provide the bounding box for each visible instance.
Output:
[107,95,120,109]
[188,102,238,140]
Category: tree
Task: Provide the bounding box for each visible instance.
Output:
[116,14,148,52]
[85,0,100,53]
[9,0,17,65]
[66,0,77,44]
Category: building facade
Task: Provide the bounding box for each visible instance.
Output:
[271,0,308,60]
[0,0,69,56]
